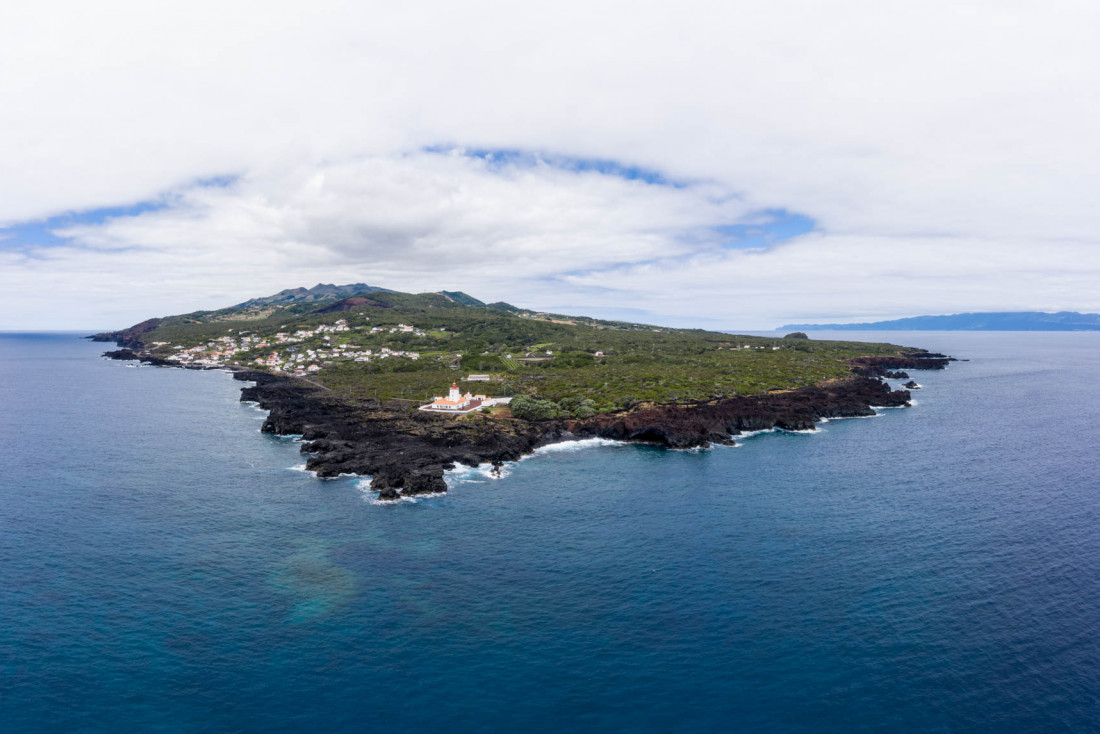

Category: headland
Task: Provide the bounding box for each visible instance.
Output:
[96,283,954,500]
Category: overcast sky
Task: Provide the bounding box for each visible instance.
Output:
[3,1,1099,329]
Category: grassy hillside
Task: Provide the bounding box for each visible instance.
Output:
[116,288,920,416]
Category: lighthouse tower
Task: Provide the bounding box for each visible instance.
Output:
[448,381,461,401]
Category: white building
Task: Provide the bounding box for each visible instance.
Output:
[419,382,512,414]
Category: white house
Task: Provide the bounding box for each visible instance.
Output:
[420,382,512,414]
[423,382,476,411]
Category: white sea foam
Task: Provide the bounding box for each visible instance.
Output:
[288,463,350,481]
[446,462,513,484]
[735,425,820,439]
[369,494,425,505]
[442,437,626,488]
[736,427,780,439]
[674,444,713,453]
[355,478,446,505]
[527,437,624,457]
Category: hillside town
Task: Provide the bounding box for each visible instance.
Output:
[157,319,426,375]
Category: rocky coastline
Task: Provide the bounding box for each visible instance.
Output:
[233,361,946,501]
[102,343,951,502]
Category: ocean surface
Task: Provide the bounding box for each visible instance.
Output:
[2,331,1099,733]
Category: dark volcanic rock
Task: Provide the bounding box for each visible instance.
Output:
[370,465,447,496]
[568,377,909,449]
[847,354,951,378]
[104,348,140,360]
[904,380,921,389]
[232,369,916,501]
[103,349,181,367]
[233,370,562,501]
[103,348,225,370]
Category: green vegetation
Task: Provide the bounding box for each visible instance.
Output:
[123,287,922,415]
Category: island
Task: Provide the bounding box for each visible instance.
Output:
[782,311,1100,331]
[94,284,953,501]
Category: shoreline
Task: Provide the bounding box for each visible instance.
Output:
[101,343,952,502]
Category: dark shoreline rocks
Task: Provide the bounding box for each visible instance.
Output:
[231,368,925,501]
[234,369,566,499]
[103,348,219,370]
[567,376,911,448]
[846,354,953,378]
[103,342,949,502]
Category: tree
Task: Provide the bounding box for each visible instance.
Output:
[509,395,561,420]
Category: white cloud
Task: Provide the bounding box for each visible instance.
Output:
[561,233,1100,327]
[2,1,1100,328]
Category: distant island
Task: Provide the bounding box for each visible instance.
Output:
[782,311,1100,331]
[95,283,951,501]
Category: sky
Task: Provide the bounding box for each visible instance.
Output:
[2,1,1099,330]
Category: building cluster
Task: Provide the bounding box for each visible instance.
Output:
[162,318,424,374]
[717,344,783,351]
[368,323,425,336]
[256,344,420,375]
[170,334,267,367]
[272,319,352,345]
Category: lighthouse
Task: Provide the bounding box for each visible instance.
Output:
[420,380,510,413]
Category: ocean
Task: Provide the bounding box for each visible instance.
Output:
[2,331,1098,732]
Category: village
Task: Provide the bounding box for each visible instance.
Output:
[154,318,427,375]
[149,312,792,385]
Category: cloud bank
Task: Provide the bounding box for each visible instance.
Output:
[3,1,1099,328]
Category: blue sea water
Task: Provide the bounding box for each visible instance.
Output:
[2,331,1099,733]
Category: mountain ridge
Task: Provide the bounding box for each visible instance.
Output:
[234,282,395,309]
[782,311,1100,331]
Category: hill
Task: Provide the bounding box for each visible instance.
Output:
[782,311,1100,331]
[236,282,394,308]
